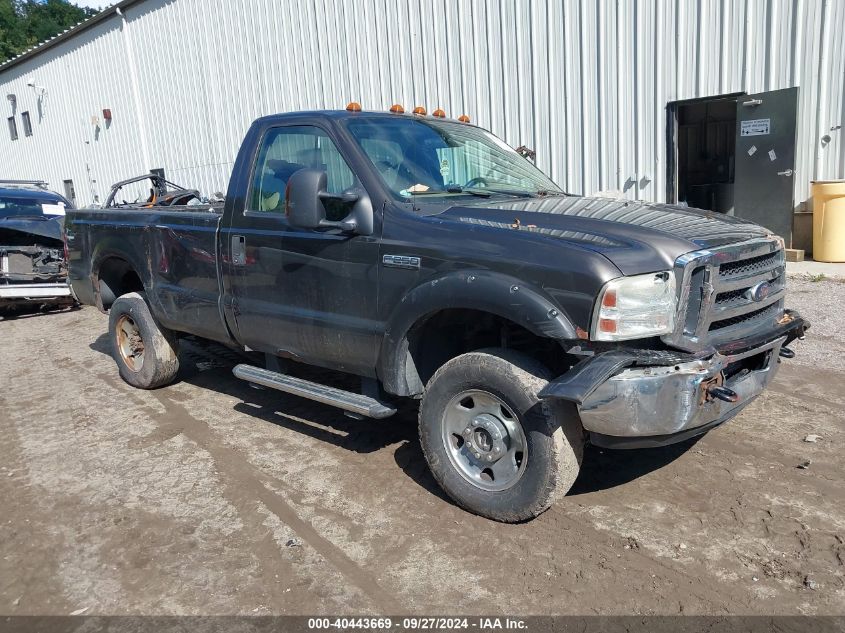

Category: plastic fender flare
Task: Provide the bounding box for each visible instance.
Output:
[377,269,579,396]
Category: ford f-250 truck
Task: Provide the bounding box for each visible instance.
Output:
[66,108,808,522]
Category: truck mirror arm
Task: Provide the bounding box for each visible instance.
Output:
[317,217,358,232]
[315,187,373,236]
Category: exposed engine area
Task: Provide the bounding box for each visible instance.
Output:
[0,231,70,309]
[0,243,66,281]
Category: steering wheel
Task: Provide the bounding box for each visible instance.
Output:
[464,177,489,188]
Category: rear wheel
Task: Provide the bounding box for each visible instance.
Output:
[419,348,584,522]
[108,292,179,389]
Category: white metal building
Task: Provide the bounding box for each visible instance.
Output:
[1,0,843,246]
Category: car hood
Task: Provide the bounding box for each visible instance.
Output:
[441,195,773,275]
[0,216,64,244]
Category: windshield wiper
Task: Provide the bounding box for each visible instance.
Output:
[481,188,538,198]
[407,186,539,199]
[407,187,492,198]
[445,186,491,197]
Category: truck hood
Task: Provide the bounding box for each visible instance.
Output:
[441,195,773,275]
[0,216,64,245]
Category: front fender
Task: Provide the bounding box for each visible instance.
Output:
[377,269,579,395]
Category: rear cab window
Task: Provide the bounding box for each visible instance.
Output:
[248,125,356,221]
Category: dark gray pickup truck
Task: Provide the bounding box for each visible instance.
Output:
[66,109,808,521]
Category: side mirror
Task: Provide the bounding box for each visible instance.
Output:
[285,168,373,236]
[286,168,328,229]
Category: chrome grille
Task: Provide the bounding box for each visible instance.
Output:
[717,251,781,279]
[714,275,785,308]
[709,302,781,332]
[664,237,786,351]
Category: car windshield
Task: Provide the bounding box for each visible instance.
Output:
[345,117,562,200]
[0,195,66,219]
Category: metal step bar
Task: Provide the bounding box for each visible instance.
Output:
[232,364,397,419]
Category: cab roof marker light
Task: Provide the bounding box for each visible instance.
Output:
[432,108,446,118]
[457,114,470,123]
[346,102,362,112]
[389,104,405,114]
[412,106,426,116]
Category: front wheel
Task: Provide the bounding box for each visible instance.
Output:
[108,292,180,389]
[418,348,584,522]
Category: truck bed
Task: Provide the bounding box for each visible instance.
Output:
[66,204,230,343]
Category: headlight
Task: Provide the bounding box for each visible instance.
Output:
[593,271,677,341]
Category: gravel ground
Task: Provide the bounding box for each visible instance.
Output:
[0,281,843,616]
[786,276,845,371]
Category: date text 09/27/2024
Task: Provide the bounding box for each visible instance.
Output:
[307,617,527,630]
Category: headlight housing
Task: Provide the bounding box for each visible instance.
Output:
[593,271,677,341]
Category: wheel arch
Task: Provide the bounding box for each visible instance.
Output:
[91,250,146,312]
[377,270,579,396]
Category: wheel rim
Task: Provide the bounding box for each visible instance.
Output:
[441,389,527,491]
[115,314,145,371]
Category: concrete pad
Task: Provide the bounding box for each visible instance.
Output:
[786,259,845,280]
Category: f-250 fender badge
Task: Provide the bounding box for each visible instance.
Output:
[382,254,421,270]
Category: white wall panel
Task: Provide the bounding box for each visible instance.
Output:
[1,0,843,211]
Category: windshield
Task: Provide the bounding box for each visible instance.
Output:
[345,117,563,199]
[0,195,66,219]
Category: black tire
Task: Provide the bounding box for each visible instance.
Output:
[108,291,179,389]
[419,348,584,522]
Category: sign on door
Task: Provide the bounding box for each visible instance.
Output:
[740,118,771,136]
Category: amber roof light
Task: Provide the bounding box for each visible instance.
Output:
[412,106,427,115]
[432,108,446,118]
[389,104,405,114]
[457,114,470,123]
[346,102,362,112]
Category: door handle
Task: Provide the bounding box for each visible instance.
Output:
[777,169,793,177]
[231,234,246,266]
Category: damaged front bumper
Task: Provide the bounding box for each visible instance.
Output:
[539,310,808,448]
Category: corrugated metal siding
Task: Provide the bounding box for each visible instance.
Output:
[1,0,843,210]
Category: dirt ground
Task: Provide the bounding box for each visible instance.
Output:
[1,279,843,616]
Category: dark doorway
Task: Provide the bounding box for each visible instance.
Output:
[668,94,739,213]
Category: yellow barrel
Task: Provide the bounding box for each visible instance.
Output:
[812,180,845,262]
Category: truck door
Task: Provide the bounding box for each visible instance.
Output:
[225,124,381,376]
[733,87,799,242]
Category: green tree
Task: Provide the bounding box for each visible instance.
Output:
[0,0,98,64]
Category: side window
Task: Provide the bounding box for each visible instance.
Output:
[248,125,356,217]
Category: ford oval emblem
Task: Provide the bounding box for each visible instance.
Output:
[748,281,772,302]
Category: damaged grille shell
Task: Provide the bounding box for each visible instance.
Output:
[664,237,787,352]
